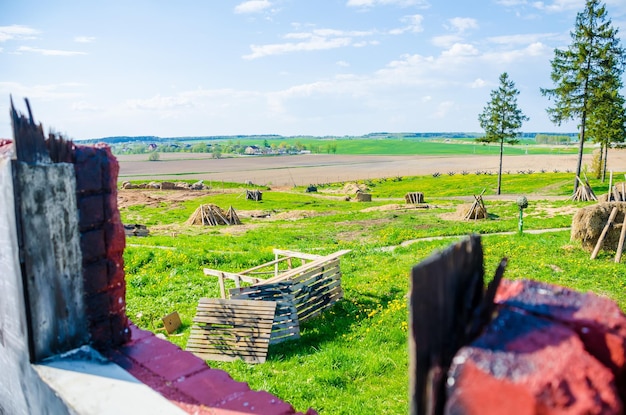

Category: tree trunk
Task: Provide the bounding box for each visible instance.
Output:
[497,138,503,195]
[602,142,609,182]
[598,143,604,181]
[574,113,587,194]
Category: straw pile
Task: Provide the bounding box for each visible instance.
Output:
[455,203,487,220]
[186,204,241,226]
[571,202,626,251]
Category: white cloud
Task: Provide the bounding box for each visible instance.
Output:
[0,81,84,101]
[74,36,95,43]
[433,101,455,118]
[432,35,462,48]
[0,25,39,42]
[441,43,479,57]
[390,14,424,34]
[496,0,528,5]
[487,33,559,45]
[126,94,193,111]
[17,46,86,56]
[531,0,583,12]
[483,41,548,63]
[347,0,430,8]
[446,17,479,33]
[336,60,350,67]
[243,26,377,59]
[244,36,351,59]
[235,0,272,14]
[471,78,487,88]
[71,101,100,111]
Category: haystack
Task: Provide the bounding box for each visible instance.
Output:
[455,203,487,220]
[571,202,626,251]
[187,204,241,226]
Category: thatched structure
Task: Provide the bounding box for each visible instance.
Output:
[187,204,241,226]
[455,203,487,220]
[571,202,626,251]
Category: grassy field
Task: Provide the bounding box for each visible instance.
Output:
[235,137,584,156]
[121,171,625,414]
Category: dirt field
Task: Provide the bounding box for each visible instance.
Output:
[116,150,626,187]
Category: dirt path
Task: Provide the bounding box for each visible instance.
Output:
[116,150,626,187]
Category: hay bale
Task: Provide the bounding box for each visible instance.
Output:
[455,203,487,220]
[355,192,372,202]
[571,202,626,251]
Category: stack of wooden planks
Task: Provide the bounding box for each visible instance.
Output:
[189,249,350,363]
[186,298,276,364]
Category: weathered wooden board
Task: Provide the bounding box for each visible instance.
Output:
[186,298,276,364]
[230,282,300,345]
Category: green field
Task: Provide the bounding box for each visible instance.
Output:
[121,171,624,414]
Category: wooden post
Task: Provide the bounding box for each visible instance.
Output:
[409,235,506,415]
[591,207,619,260]
[608,171,613,201]
[615,213,626,263]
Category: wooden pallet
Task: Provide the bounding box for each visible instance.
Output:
[230,282,300,344]
[186,298,276,364]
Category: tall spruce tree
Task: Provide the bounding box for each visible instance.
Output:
[541,0,625,193]
[587,75,626,181]
[478,72,528,195]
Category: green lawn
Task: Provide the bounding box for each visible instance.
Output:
[121,172,625,414]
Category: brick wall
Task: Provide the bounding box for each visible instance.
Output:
[73,144,130,349]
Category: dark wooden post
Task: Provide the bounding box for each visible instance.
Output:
[10,99,89,361]
[409,234,506,415]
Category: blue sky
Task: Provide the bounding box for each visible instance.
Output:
[1,0,625,139]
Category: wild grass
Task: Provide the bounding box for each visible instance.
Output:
[121,172,625,414]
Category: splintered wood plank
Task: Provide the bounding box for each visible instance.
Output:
[186,298,276,364]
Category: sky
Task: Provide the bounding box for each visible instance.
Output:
[1,0,626,140]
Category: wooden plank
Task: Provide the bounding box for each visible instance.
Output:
[591,207,619,259]
[410,235,484,415]
[261,250,350,284]
[272,249,323,261]
[204,268,262,285]
[186,298,276,364]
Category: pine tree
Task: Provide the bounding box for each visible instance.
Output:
[541,0,625,193]
[586,77,626,182]
[478,72,528,195]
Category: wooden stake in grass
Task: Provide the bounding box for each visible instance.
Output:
[591,207,618,260]
[615,213,626,263]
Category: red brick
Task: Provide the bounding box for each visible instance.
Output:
[127,322,154,343]
[80,228,106,263]
[89,319,112,349]
[446,308,622,414]
[108,284,126,315]
[77,193,105,231]
[106,255,125,287]
[85,292,110,321]
[175,368,250,406]
[110,313,130,345]
[83,259,108,295]
[73,145,98,163]
[96,144,119,193]
[103,192,122,224]
[74,156,103,193]
[215,390,298,415]
[496,279,626,392]
[104,222,126,256]
[142,348,209,383]
[118,335,182,365]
